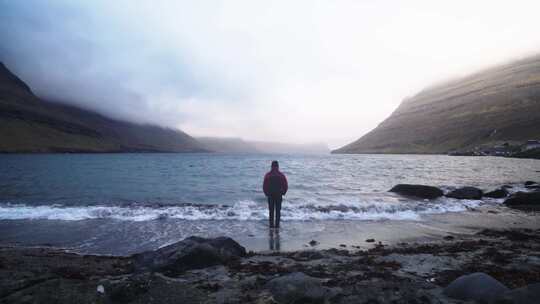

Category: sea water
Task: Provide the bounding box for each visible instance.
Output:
[0,153,539,254]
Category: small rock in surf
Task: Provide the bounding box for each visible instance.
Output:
[484,188,509,199]
[446,187,483,200]
[389,184,444,199]
[504,192,540,211]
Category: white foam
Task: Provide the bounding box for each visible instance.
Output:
[0,197,494,222]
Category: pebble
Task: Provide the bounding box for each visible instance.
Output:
[97,285,105,294]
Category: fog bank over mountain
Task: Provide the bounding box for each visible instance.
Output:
[1,1,540,147]
[0,62,206,153]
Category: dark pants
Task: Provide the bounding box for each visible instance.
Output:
[267,195,282,228]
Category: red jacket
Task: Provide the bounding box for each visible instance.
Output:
[263,169,288,196]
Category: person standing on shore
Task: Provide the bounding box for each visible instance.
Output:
[263,160,288,228]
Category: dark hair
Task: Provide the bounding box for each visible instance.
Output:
[271,160,279,168]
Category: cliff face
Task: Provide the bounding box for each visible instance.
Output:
[333,55,540,154]
[0,63,208,153]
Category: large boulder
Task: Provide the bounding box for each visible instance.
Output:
[484,188,509,199]
[495,282,540,304]
[446,187,483,200]
[443,272,509,302]
[524,181,537,186]
[504,192,540,211]
[133,236,246,276]
[266,272,329,304]
[389,184,444,199]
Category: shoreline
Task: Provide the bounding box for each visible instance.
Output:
[1,180,538,302]
[1,201,538,255]
[2,227,540,303]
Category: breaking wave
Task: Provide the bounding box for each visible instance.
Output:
[0,198,486,222]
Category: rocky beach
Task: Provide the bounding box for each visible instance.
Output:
[1,227,540,304]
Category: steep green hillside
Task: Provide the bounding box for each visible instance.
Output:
[334,55,540,154]
[0,62,208,153]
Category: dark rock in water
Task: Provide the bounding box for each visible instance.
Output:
[365,238,375,243]
[132,236,246,276]
[309,240,319,247]
[496,282,540,304]
[443,235,455,241]
[525,184,540,190]
[443,272,509,302]
[524,181,537,186]
[446,187,483,200]
[502,185,513,189]
[156,213,168,220]
[504,192,540,211]
[266,272,328,304]
[389,184,444,199]
[484,188,509,199]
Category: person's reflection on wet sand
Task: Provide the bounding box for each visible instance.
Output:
[269,228,281,251]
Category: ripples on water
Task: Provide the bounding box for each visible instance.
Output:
[0,153,539,221]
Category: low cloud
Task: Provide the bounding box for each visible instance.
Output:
[1,1,540,148]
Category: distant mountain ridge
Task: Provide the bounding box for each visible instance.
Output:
[333,54,540,154]
[250,140,329,155]
[197,137,260,153]
[0,62,208,153]
[197,137,330,154]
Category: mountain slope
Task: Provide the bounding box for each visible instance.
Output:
[0,62,208,153]
[333,55,540,154]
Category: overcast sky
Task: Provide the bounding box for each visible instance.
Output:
[1,1,540,148]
